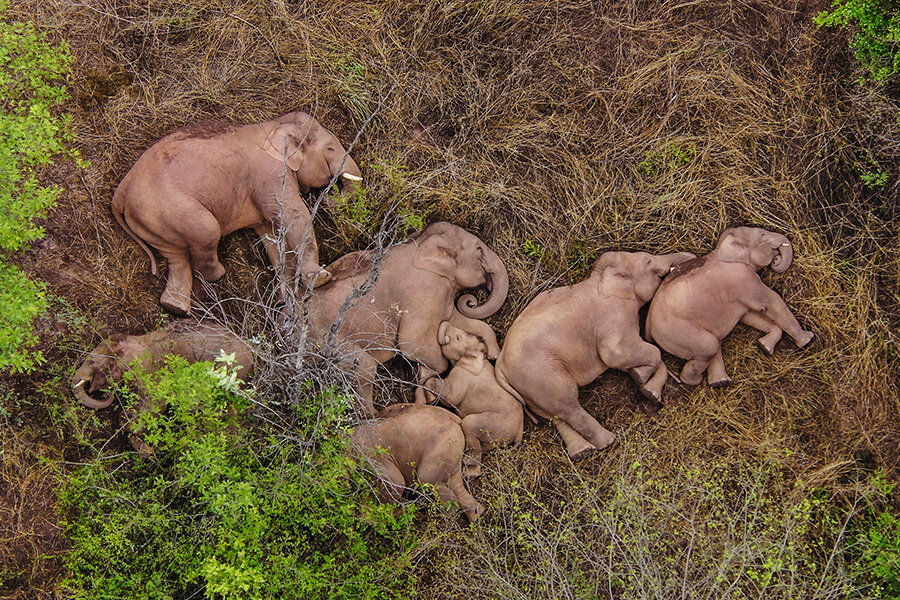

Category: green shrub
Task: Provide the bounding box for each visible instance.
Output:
[0,1,79,372]
[60,356,417,600]
[815,0,900,81]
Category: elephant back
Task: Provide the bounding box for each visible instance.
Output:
[322,251,377,284]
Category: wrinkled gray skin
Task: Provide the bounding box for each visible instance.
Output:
[72,320,253,455]
[351,403,484,523]
[422,322,524,476]
[112,111,363,315]
[308,221,509,416]
[646,226,814,387]
[495,251,695,459]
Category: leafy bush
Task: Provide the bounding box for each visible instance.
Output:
[60,356,417,600]
[0,1,78,372]
[815,0,900,81]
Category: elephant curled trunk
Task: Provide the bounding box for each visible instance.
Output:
[72,362,114,409]
[769,235,793,273]
[457,246,509,319]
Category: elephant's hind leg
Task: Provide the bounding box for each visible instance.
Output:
[706,350,732,388]
[561,404,616,454]
[187,212,226,282]
[159,248,194,315]
[554,419,597,460]
[740,311,783,356]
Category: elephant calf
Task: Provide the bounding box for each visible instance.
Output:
[351,403,484,523]
[72,319,253,455]
[646,226,814,387]
[422,322,524,476]
[496,250,695,459]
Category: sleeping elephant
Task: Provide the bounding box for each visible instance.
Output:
[351,403,484,523]
[308,221,509,416]
[72,319,253,455]
[646,226,814,387]
[495,250,695,459]
[113,111,363,315]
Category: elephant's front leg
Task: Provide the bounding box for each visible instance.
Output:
[740,310,783,356]
[448,312,500,359]
[602,338,667,402]
[750,287,814,349]
[414,364,440,404]
[398,319,449,385]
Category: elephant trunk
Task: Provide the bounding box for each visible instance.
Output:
[72,362,114,409]
[770,235,793,273]
[457,246,509,319]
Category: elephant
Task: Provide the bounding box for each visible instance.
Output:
[645,226,814,387]
[112,111,363,315]
[351,403,484,522]
[72,319,253,455]
[421,322,524,476]
[495,250,696,459]
[308,221,509,416]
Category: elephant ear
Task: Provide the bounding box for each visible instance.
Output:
[457,350,485,375]
[715,228,751,264]
[262,123,306,171]
[413,234,457,280]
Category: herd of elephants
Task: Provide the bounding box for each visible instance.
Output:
[70,111,815,522]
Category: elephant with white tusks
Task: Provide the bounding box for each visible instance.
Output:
[112,111,363,316]
[72,320,253,456]
[308,221,509,417]
[646,226,815,387]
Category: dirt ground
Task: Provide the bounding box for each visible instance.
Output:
[2,0,899,597]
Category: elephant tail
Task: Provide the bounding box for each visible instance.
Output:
[495,366,539,425]
[112,195,158,275]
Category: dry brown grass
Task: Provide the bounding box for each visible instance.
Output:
[2,0,899,597]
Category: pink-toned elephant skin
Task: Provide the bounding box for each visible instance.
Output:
[72,319,253,455]
[112,111,363,315]
[646,226,814,387]
[421,322,524,476]
[351,403,484,522]
[308,221,509,416]
[495,251,695,459]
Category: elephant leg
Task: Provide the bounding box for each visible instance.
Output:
[674,328,721,386]
[430,471,484,523]
[158,248,194,315]
[460,416,488,477]
[332,342,378,417]
[554,419,597,460]
[186,212,225,282]
[372,459,406,504]
[740,310,783,356]
[602,339,665,402]
[706,350,732,388]
[751,288,814,349]
[414,364,440,404]
[561,404,616,454]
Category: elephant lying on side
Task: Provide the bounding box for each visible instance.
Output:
[646,226,814,387]
[72,320,253,455]
[351,403,484,522]
[421,322,524,476]
[113,111,363,315]
[496,251,695,459]
[308,221,509,416]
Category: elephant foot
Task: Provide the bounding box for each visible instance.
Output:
[463,461,482,478]
[679,368,704,386]
[129,434,156,458]
[308,268,332,289]
[200,262,226,283]
[757,338,776,357]
[627,367,650,387]
[569,445,598,461]
[795,331,815,349]
[159,290,190,316]
[708,376,733,389]
[637,396,664,414]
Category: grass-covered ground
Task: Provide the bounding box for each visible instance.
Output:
[1,0,898,598]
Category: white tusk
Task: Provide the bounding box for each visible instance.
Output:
[340,173,362,182]
[781,242,790,246]
[74,379,87,388]
[669,266,675,272]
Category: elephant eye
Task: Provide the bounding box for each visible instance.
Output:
[327,147,335,152]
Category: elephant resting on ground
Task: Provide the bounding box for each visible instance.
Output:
[113,111,363,315]
[72,319,253,455]
[308,221,509,416]
[351,403,484,522]
[421,322,524,476]
[646,226,814,387]
[495,251,695,459]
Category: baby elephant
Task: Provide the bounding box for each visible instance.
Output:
[352,404,484,523]
[72,320,253,454]
[496,250,695,459]
[421,322,524,476]
[646,226,814,387]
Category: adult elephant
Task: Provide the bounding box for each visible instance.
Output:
[646,226,814,387]
[308,221,508,416]
[113,111,363,315]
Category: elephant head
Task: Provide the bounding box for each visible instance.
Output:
[595,251,697,303]
[413,222,509,319]
[262,112,363,197]
[71,335,133,409]
[715,226,793,273]
[437,321,487,373]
